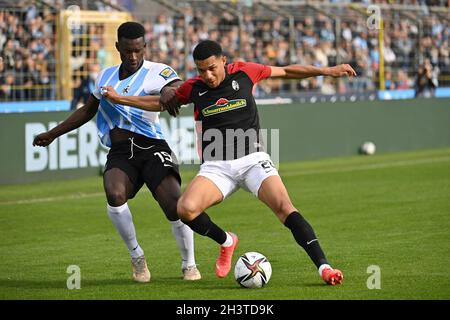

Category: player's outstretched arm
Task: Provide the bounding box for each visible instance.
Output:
[32,95,99,147]
[270,64,357,79]
[160,86,182,117]
[101,86,162,111]
[101,79,183,117]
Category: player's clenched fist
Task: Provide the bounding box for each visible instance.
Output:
[160,86,181,117]
[100,86,120,103]
[326,64,357,78]
[32,132,54,147]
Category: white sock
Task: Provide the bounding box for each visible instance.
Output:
[170,219,196,270]
[318,264,332,276]
[107,203,144,259]
[221,232,233,247]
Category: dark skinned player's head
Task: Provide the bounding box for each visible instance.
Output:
[116,22,146,74]
[193,40,227,89]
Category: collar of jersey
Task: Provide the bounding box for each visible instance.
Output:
[118,61,144,81]
[223,64,231,83]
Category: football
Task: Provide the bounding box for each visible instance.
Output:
[234,252,272,288]
[360,141,376,155]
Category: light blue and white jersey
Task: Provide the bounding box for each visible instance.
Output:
[92,60,180,147]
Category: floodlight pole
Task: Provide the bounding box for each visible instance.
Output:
[347,3,386,90]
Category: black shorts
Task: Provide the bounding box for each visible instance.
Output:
[104,135,181,198]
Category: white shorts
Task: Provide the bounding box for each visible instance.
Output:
[197,152,279,199]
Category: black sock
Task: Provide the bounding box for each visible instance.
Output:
[284,211,328,268]
[183,212,227,245]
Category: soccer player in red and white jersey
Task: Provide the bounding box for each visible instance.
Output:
[106,40,356,285]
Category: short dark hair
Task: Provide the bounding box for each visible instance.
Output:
[117,22,145,41]
[193,40,223,61]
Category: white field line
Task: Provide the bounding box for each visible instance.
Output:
[1,155,449,206]
[0,192,105,205]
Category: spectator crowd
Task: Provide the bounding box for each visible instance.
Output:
[141,3,449,97]
[1,0,449,102]
[0,2,57,101]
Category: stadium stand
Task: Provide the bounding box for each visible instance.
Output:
[135,0,449,98]
[0,1,57,101]
[0,0,449,106]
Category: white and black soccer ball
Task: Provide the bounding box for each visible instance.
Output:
[234,252,272,288]
[360,141,376,155]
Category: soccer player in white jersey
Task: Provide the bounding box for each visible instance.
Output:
[32,22,201,283]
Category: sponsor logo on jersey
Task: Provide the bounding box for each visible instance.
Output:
[159,67,177,80]
[202,98,247,117]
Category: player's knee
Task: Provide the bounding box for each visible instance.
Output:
[105,189,128,207]
[273,201,297,222]
[177,197,200,220]
[162,201,179,221]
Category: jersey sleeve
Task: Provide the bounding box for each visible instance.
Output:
[91,69,106,100]
[144,63,181,94]
[228,61,272,84]
[175,78,199,104]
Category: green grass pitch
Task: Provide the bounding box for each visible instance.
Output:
[1,148,449,300]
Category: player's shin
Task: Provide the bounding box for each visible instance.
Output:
[170,219,196,269]
[182,212,228,245]
[284,211,328,268]
[107,203,144,258]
